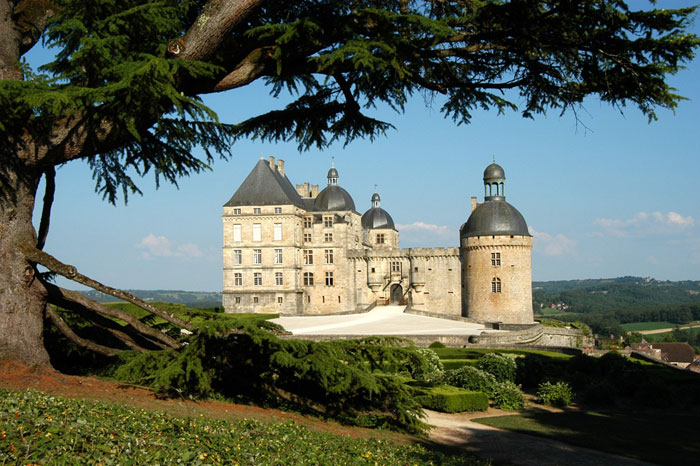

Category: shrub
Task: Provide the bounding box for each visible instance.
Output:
[582,380,618,405]
[537,381,574,407]
[492,382,525,410]
[412,348,444,382]
[477,353,517,383]
[412,385,489,413]
[428,341,446,349]
[443,366,497,396]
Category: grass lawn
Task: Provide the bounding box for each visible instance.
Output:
[474,409,700,465]
[621,321,679,331]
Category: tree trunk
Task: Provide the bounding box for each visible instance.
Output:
[0,164,51,366]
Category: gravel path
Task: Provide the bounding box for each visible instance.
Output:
[425,410,656,466]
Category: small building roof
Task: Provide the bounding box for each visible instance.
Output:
[460,200,530,237]
[224,159,304,208]
[650,342,696,363]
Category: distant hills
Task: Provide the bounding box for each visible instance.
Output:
[533,276,700,314]
[77,289,223,308]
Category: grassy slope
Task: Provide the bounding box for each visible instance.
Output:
[0,389,485,465]
[474,409,699,465]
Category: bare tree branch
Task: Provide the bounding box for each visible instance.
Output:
[44,282,179,350]
[172,0,266,62]
[22,244,193,331]
[46,306,121,357]
[13,0,59,56]
[36,166,54,250]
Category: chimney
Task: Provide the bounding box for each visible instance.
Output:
[296,182,309,197]
[311,184,319,198]
[470,196,478,213]
[268,156,276,170]
[277,159,285,177]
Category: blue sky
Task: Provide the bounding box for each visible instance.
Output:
[29,4,700,291]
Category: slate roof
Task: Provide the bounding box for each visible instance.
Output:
[460,199,530,238]
[362,207,395,229]
[313,185,356,212]
[224,159,304,208]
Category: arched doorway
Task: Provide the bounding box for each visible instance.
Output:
[390,284,403,304]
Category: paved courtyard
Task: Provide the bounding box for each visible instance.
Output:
[272,305,490,336]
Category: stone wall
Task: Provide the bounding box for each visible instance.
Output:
[462,235,533,324]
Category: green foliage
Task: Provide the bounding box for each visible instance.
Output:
[113,326,429,433]
[412,348,444,382]
[477,353,517,383]
[537,381,574,407]
[0,389,487,465]
[412,385,488,413]
[428,341,446,349]
[492,382,525,411]
[443,366,497,396]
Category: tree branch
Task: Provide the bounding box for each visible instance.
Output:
[36,166,54,250]
[44,282,179,350]
[210,46,275,92]
[172,0,266,62]
[13,0,59,56]
[21,244,193,331]
[46,306,121,357]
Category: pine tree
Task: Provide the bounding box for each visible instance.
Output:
[0,0,698,366]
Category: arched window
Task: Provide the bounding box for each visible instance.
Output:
[491,277,502,293]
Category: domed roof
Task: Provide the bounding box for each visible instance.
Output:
[362,207,395,229]
[371,192,380,203]
[460,199,530,238]
[328,166,339,178]
[313,185,356,211]
[483,163,505,181]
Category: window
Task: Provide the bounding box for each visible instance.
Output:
[254,272,262,286]
[303,272,314,286]
[491,277,502,293]
[253,208,261,214]
[274,223,282,241]
[391,261,400,272]
[253,296,259,304]
[324,249,334,264]
[304,217,312,228]
[338,296,341,303]
[235,296,241,304]
[303,249,313,265]
[233,208,241,215]
[274,207,282,214]
[253,249,262,264]
[275,272,283,286]
[306,296,311,303]
[253,223,261,242]
[274,248,283,264]
[233,249,242,265]
[277,296,283,304]
[324,216,333,228]
[376,234,385,244]
[233,224,241,242]
[491,252,501,267]
[234,273,242,286]
[325,271,334,286]
[303,233,312,242]
[324,233,333,242]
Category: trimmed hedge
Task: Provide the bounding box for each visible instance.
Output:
[412,385,488,413]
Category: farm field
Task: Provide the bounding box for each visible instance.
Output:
[621,321,679,331]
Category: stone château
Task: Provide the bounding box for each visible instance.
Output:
[222,157,533,325]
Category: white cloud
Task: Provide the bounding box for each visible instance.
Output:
[395,222,455,247]
[396,222,451,234]
[594,211,695,237]
[136,234,203,259]
[529,227,577,256]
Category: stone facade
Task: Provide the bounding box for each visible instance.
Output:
[222,157,533,325]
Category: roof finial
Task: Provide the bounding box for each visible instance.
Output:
[331,156,335,168]
[374,184,378,193]
[260,152,264,160]
[492,154,496,163]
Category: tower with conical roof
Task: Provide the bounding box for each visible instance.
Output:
[460,163,533,325]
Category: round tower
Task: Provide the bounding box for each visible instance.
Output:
[460,163,533,325]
